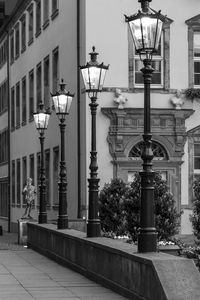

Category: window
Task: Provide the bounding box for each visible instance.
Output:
[45,149,50,205]
[36,62,42,109]
[43,0,49,29]
[15,23,20,58]
[0,179,8,217]
[129,141,168,160]
[29,69,34,121]
[12,160,15,204]
[0,80,8,113]
[128,17,173,90]
[194,143,200,179]
[16,82,20,128]
[194,32,200,87]
[28,4,34,44]
[35,0,41,37]
[22,76,26,125]
[0,129,8,163]
[10,30,14,63]
[134,38,163,87]
[22,156,27,204]
[52,47,59,93]
[44,55,49,108]
[53,146,59,205]
[16,159,21,205]
[51,0,58,20]
[186,15,200,87]
[20,15,26,52]
[29,154,35,185]
[11,87,15,131]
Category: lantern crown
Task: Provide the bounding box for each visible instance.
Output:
[125,2,166,60]
[80,46,109,97]
[51,79,74,121]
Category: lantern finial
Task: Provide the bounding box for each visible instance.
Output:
[89,46,99,65]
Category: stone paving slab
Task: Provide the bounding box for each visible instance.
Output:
[0,232,127,299]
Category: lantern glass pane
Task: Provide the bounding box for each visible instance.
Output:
[66,96,73,114]
[129,19,143,51]
[34,112,50,129]
[130,17,163,52]
[99,68,107,90]
[52,95,59,114]
[81,67,101,90]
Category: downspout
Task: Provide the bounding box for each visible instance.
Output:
[6,32,11,232]
[77,0,81,218]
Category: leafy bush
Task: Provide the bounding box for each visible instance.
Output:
[99,178,128,236]
[190,179,200,241]
[99,173,182,242]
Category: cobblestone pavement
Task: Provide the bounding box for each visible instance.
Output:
[0,231,127,299]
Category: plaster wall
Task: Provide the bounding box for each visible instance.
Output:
[9,0,78,222]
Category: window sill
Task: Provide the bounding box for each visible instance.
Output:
[51,9,59,21]
[43,19,49,30]
[22,120,27,126]
[28,38,34,46]
[35,29,41,38]
[21,45,26,54]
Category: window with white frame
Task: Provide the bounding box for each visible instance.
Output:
[194,32,200,87]
[134,36,163,88]
[194,143,200,179]
[128,17,173,90]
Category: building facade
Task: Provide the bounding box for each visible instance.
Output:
[0,0,199,234]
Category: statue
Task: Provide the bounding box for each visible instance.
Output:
[171,90,184,110]
[113,88,128,109]
[21,178,36,219]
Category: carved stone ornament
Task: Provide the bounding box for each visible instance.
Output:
[170,90,184,110]
[113,88,128,109]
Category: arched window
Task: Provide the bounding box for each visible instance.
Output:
[129,141,168,160]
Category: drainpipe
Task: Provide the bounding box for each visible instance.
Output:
[6,32,11,232]
[77,0,81,218]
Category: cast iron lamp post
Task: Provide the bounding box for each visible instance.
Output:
[125,0,165,252]
[51,80,74,229]
[33,102,51,224]
[80,47,109,237]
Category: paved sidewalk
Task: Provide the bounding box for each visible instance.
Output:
[0,232,127,299]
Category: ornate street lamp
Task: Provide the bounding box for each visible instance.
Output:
[125,0,165,252]
[33,102,51,224]
[80,47,109,237]
[51,80,74,229]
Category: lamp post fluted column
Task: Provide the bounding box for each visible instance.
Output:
[58,119,68,229]
[80,47,109,237]
[33,102,51,224]
[87,96,100,237]
[38,132,47,224]
[51,80,74,230]
[138,58,157,252]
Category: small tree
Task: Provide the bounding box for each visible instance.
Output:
[99,178,128,236]
[124,172,182,241]
[190,178,200,241]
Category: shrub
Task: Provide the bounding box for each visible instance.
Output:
[190,179,200,241]
[99,173,182,242]
[99,178,128,236]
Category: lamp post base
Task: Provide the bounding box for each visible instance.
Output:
[138,231,157,252]
[57,215,68,229]
[87,220,101,237]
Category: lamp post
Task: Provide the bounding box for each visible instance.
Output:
[125,0,165,252]
[80,47,109,237]
[51,80,74,229]
[33,102,51,224]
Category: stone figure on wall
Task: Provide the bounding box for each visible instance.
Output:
[113,88,128,109]
[171,90,184,110]
[21,178,36,219]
